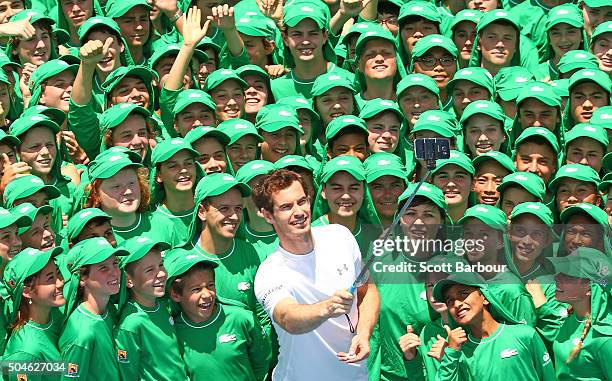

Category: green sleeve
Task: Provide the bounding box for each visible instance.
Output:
[534,289,566,346]
[246,312,271,381]
[114,329,142,381]
[3,352,52,381]
[220,46,251,70]
[528,330,557,381]
[60,345,91,381]
[159,87,182,137]
[436,347,466,381]
[595,338,612,380]
[67,99,101,160]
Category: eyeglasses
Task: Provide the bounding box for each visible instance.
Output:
[416,56,457,68]
[378,16,398,25]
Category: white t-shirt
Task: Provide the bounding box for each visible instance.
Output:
[254,224,368,381]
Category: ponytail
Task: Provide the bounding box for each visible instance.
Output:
[566,314,592,363]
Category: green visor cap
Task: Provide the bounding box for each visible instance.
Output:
[559,202,609,226]
[65,208,112,243]
[476,10,519,34]
[3,246,62,294]
[497,172,546,200]
[311,74,356,97]
[101,65,157,94]
[447,67,495,96]
[105,0,152,18]
[547,247,611,284]
[236,15,273,37]
[591,21,612,45]
[411,112,456,138]
[546,4,583,30]
[516,82,562,108]
[565,123,609,149]
[217,119,263,145]
[364,152,406,183]
[150,43,208,71]
[598,171,612,193]
[509,201,554,226]
[398,1,441,25]
[325,115,368,142]
[472,151,516,173]
[9,114,60,137]
[277,96,317,115]
[164,249,218,286]
[581,0,611,8]
[558,50,600,74]
[69,237,129,273]
[460,100,506,125]
[151,138,199,165]
[4,175,60,208]
[78,16,122,42]
[194,173,251,203]
[100,146,142,163]
[549,163,600,191]
[88,152,142,181]
[283,2,328,29]
[514,127,560,153]
[398,182,447,211]
[397,74,440,98]
[0,207,30,229]
[0,130,19,147]
[274,155,314,172]
[432,271,487,303]
[431,150,475,176]
[354,27,396,58]
[100,102,150,132]
[119,235,170,268]
[0,70,10,86]
[550,79,570,98]
[15,203,53,235]
[236,64,270,82]
[204,69,248,93]
[173,90,216,116]
[235,160,275,184]
[494,66,534,101]
[22,105,67,127]
[591,106,612,128]
[604,152,612,172]
[320,156,366,184]
[340,21,379,46]
[411,34,458,59]
[458,204,507,228]
[255,104,302,133]
[184,126,230,146]
[10,9,54,26]
[450,9,483,30]
[359,98,403,120]
[569,69,612,95]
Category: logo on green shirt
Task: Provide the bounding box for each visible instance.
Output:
[500,348,518,359]
[219,334,237,343]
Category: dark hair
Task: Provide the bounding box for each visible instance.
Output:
[400,15,440,30]
[329,126,368,150]
[478,20,517,36]
[75,265,91,303]
[170,261,216,296]
[378,1,399,15]
[253,169,310,213]
[516,135,556,153]
[9,273,36,331]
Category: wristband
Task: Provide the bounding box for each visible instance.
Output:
[169,9,184,23]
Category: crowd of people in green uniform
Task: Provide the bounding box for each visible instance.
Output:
[0,0,606,378]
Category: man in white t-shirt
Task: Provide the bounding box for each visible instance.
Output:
[253,169,380,381]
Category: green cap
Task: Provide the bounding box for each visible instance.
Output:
[398,1,441,25]
[236,15,273,37]
[236,64,270,83]
[359,98,403,121]
[184,126,230,146]
[458,204,507,229]
[15,203,53,235]
[9,114,60,138]
[565,123,609,150]
[3,175,60,208]
[218,119,263,145]
[550,79,570,98]
[311,73,356,97]
[235,160,275,184]
[100,102,150,133]
[580,0,610,8]
[450,9,482,30]
[411,111,456,138]
[447,67,495,97]
[64,208,112,244]
[101,65,157,95]
[569,69,612,95]
[340,21,379,46]
[0,69,11,87]
[476,10,519,34]
[516,82,562,108]
[560,202,609,226]
[604,152,612,172]
[590,106,612,129]
[10,9,54,26]
[0,130,19,147]
[105,0,151,18]
[151,138,199,165]
[431,150,475,176]
[173,90,216,116]
[274,155,314,172]
[497,172,546,201]
[0,207,30,229]
[547,247,611,284]
[509,201,554,226]
[77,16,122,42]
[150,42,208,72]
[558,50,600,74]
[99,145,142,163]
[598,171,612,193]
[354,27,396,59]
[325,115,368,142]
[320,156,365,185]
[255,104,302,134]
[546,4,583,30]
[203,68,248,93]
[164,248,218,287]
[411,34,458,60]
[70,237,129,270]
[397,74,440,98]
[119,235,170,268]
[194,173,251,202]
[397,182,448,213]
[460,100,506,125]
[283,2,329,29]
[494,66,534,101]
[364,152,406,183]
[591,21,612,45]
[472,151,516,173]
[514,127,560,153]
[549,163,600,191]
[22,105,66,127]
[88,151,142,181]
[432,271,486,303]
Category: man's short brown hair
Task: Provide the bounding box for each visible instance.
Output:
[252,169,310,213]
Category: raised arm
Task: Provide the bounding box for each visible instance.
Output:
[209,5,244,57]
[72,38,112,106]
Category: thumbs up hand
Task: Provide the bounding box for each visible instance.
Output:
[399,324,421,360]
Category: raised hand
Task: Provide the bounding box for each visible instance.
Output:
[0,15,35,39]
[0,153,31,193]
[19,62,37,105]
[79,37,113,66]
[257,0,283,23]
[399,324,421,360]
[525,279,547,308]
[182,7,210,47]
[427,334,448,361]
[339,0,365,18]
[208,4,235,32]
[444,325,467,351]
[265,64,288,78]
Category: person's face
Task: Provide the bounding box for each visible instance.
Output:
[175,104,216,137]
[173,268,216,323]
[515,141,557,184]
[126,249,167,302]
[444,284,486,325]
[283,19,328,63]
[463,219,502,263]
[467,0,498,12]
[473,161,510,206]
[261,127,297,163]
[322,171,364,220]
[109,76,150,109]
[315,87,354,126]
[368,175,405,222]
[80,255,121,297]
[110,114,149,160]
[15,23,51,66]
[593,33,612,73]
[40,70,75,114]
[564,214,603,253]
[549,23,582,61]
[241,33,273,67]
[509,214,551,264]
[198,188,243,239]
[194,48,217,89]
[16,190,48,208]
[359,39,397,81]
[554,272,590,303]
[556,178,599,212]
[210,80,245,122]
[98,168,141,216]
[243,75,269,117]
[518,98,559,132]
[85,30,122,74]
[606,188,612,226]
[0,224,21,264]
[464,114,505,156]
[261,180,311,239]
[330,132,368,162]
[116,5,150,48]
[75,219,116,247]
[432,164,472,209]
[227,135,258,172]
[0,0,24,24]
[570,82,609,123]
[400,202,443,241]
[18,127,56,177]
[297,109,313,147]
[399,87,439,126]
[378,11,399,36]
[400,17,439,55]
[581,5,612,36]
[20,212,54,251]
[500,186,538,218]
[191,137,227,174]
[425,273,448,313]
[61,0,92,29]
[451,80,489,117]
[366,111,401,153]
[0,143,16,174]
[155,55,192,90]
[453,21,477,63]
[478,23,517,68]
[157,150,197,194]
[499,98,517,119]
[27,260,65,309]
[565,137,604,172]
[413,47,457,91]
[0,83,9,119]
